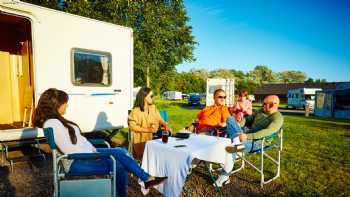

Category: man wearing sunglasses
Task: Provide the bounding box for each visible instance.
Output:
[215,95,284,187]
[196,89,231,134]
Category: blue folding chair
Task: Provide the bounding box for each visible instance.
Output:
[231,127,283,187]
[44,127,117,197]
[159,110,169,123]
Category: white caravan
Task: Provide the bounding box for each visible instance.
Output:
[162,91,182,100]
[206,78,235,106]
[0,1,133,141]
[287,88,321,109]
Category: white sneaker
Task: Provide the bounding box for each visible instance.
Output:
[232,136,241,145]
[214,174,230,187]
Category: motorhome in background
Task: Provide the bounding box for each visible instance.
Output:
[162,91,182,100]
[206,78,235,106]
[287,88,321,109]
[0,1,133,141]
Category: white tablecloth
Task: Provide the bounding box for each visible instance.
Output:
[141,134,231,197]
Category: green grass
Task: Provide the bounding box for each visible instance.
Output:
[272,115,350,196]
[114,99,350,196]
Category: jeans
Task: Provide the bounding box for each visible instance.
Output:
[69,147,150,197]
[223,139,262,174]
[225,116,243,140]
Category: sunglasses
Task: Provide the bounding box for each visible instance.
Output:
[217,96,226,99]
[263,102,276,107]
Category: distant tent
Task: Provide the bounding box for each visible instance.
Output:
[315,83,350,119]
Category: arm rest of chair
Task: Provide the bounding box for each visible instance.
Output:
[88,139,110,148]
[250,128,282,141]
[66,152,112,160]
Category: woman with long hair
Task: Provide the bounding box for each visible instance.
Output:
[128,87,169,159]
[33,88,166,197]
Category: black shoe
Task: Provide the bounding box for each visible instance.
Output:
[144,177,168,189]
[225,145,245,153]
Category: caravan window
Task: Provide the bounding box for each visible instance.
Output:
[71,48,112,86]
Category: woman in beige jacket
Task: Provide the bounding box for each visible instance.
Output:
[128,87,169,159]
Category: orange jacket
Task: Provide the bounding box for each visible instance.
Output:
[197,105,230,130]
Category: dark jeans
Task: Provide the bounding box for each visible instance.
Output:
[69,147,150,197]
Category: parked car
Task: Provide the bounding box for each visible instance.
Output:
[182,94,189,100]
[188,93,201,106]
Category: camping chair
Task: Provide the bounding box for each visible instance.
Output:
[230,127,283,187]
[44,127,116,197]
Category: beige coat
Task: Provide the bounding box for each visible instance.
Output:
[128,105,162,158]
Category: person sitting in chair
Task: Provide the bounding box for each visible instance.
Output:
[196,89,231,134]
[33,88,167,197]
[215,95,283,187]
[228,90,253,126]
[195,89,243,140]
[128,87,170,159]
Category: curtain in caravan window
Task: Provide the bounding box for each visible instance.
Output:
[100,56,109,85]
[72,49,111,86]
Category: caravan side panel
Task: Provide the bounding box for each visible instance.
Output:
[3,2,133,132]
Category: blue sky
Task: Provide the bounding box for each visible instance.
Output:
[178,0,350,82]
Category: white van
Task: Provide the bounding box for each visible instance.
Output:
[162,91,182,100]
[0,1,133,141]
[206,78,235,106]
[287,88,321,109]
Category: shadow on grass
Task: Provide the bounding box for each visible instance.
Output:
[158,101,205,110]
[188,166,283,197]
[0,166,16,197]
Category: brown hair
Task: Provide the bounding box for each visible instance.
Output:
[239,90,248,98]
[33,88,79,144]
[134,87,152,112]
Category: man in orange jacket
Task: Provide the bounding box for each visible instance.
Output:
[197,89,231,134]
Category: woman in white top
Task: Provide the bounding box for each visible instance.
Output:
[33,88,166,197]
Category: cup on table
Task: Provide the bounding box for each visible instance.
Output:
[162,130,169,143]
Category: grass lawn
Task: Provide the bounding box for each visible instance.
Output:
[114,99,350,196]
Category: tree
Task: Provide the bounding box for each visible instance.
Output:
[209,69,235,78]
[235,78,260,95]
[248,65,276,84]
[229,69,246,81]
[305,77,314,83]
[175,72,205,93]
[189,68,209,81]
[315,78,327,83]
[22,0,61,9]
[277,70,307,83]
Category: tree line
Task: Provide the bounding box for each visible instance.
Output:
[163,65,327,95]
